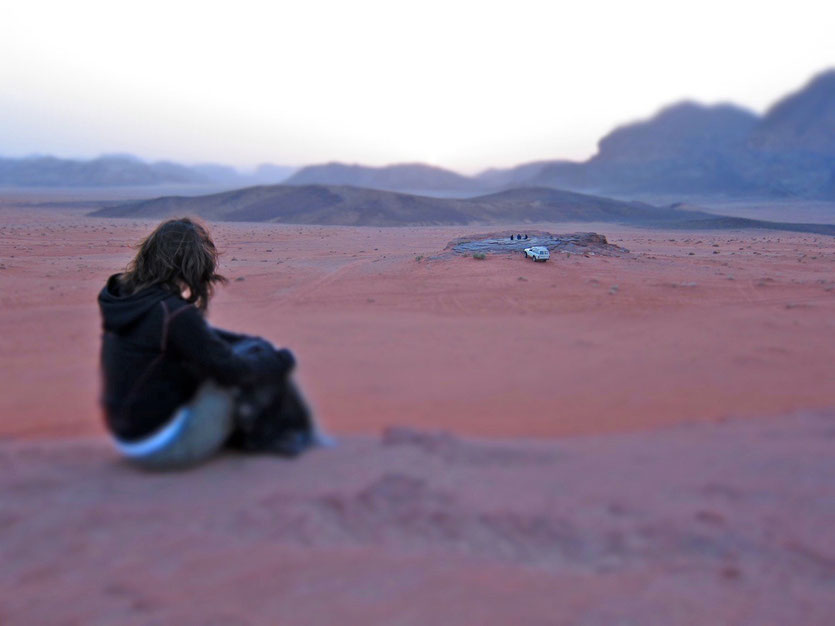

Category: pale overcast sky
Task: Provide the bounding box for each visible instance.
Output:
[0,0,832,173]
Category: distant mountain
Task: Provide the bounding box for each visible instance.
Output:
[743,70,835,196]
[150,160,211,184]
[189,162,297,186]
[190,163,245,185]
[749,69,835,156]
[513,102,761,194]
[89,183,835,235]
[475,161,560,188]
[539,102,761,194]
[601,103,757,159]
[5,68,834,198]
[0,155,209,187]
[91,184,476,225]
[476,68,835,199]
[284,162,484,193]
[0,154,297,188]
[465,187,671,223]
[251,163,297,184]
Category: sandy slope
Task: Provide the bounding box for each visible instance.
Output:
[1,202,835,623]
[2,411,834,625]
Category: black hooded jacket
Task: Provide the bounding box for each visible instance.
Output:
[98,274,294,441]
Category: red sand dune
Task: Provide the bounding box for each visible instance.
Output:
[1,204,835,624]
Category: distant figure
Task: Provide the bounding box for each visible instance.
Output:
[509,235,514,241]
[97,218,324,470]
[516,234,521,240]
[523,234,528,240]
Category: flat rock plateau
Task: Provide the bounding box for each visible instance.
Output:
[448,231,630,257]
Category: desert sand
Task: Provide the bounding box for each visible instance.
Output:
[3,411,834,625]
[1,201,834,624]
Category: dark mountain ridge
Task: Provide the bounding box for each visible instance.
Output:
[89,183,835,235]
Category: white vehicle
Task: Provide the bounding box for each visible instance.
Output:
[524,246,550,262]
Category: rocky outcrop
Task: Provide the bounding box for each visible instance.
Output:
[447,231,630,257]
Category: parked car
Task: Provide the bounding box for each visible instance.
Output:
[524,246,550,262]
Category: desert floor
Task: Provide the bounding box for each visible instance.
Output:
[2,204,833,439]
[1,201,834,624]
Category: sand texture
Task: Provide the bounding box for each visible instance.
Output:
[2,412,834,625]
[1,202,835,623]
[2,206,834,439]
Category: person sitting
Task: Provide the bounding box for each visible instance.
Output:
[97,217,325,470]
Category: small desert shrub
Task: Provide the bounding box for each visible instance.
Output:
[415,255,423,261]
[472,252,486,260]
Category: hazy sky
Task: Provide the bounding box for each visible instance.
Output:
[1,0,832,173]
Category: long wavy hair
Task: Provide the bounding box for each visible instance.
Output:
[119,218,226,312]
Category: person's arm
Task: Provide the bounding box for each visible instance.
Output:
[212,326,255,345]
[167,304,294,387]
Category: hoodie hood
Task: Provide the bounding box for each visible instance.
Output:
[98,274,172,333]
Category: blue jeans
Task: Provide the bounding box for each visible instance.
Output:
[114,380,236,470]
[114,337,327,469]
